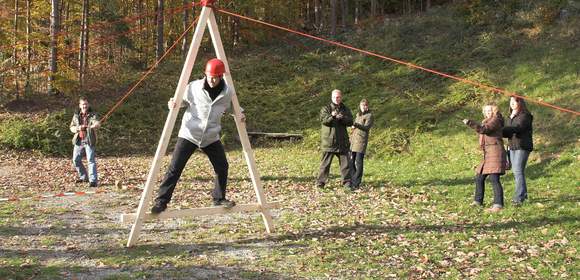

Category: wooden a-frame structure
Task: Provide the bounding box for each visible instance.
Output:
[121,3,278,247]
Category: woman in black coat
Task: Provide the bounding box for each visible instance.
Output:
[503,96,533,205]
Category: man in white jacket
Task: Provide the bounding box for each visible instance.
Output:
[151,58,242,214]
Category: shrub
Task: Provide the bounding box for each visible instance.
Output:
[0,111,70,155]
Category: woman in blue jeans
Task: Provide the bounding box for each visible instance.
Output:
[503,97,533,205]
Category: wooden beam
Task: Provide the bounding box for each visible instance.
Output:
[207,11,275,233]
[125,6,212,248]
[120,202,280,223]
[247,132,303,139]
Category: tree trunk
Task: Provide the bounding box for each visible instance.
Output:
[181,0,189,59]
[78,0,88,88]
[354,0,360,25]
[340,0,348,28]
[25,0,31,95]
[314,0,322,30]
[371,0,377,17]
[427,0,431,11]
[83,0,89,82]
[13,0,20,99]
[330,0,337,36]
[138,0,144,61]
[156,0,164,61]
[232,17,240,48]
[48,0,59,95]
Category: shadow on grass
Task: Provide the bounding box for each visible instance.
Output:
[0,263,299,280]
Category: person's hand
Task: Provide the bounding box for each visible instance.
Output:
[240,112,246,122]
[90,121,101,129]
[336,113,343,119]
[462,119,469,124]
[331,110,338,117]
[168,98,176,110]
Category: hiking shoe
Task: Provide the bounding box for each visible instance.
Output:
[471,201,483,207]
[512,201,523,207]
[75,178,88,184]
[89,182,98,188]
[485,206,503,213]
[213,199,236,209]
[344,183,356,191]
[316,182,325,188]
[151,201,167,214]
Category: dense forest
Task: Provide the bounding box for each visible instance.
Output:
[1,0,508,98]
[0,0,576,156]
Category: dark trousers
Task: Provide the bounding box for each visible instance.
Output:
[474,173,504,207]
[156,138,229,204]
[350,152,365,187]
[317,151,352,186]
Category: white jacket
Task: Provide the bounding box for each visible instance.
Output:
[178,78,232,148]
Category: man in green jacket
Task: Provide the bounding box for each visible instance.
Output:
[316,89,354,190]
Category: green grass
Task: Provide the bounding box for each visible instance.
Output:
[0,2,578,279]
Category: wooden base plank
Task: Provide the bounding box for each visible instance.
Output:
[120,201,280,223]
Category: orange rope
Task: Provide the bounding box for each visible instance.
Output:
[216,7,580,117]
[99,14,200,123]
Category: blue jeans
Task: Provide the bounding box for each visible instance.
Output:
[510,149,530,203]
[73,143,98,183]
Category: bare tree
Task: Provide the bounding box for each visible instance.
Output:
[371,0,378,17]
[156,0,164,61]
[78,0,89,87]
[13,0,20,98]
[25,0,31,95]
[48,0,59,95]
[355,0,360,25]
[314,0,322,30]
[330,0,337,36]
[181,0,190,58]
[340,0,348,28]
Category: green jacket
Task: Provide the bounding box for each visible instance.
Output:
[70,110,99,147]
[350,110,373,153]
[320,102,353,153]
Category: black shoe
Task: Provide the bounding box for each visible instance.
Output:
[316,182,325,188]
[151,201,167,214]
[75,178,88,184]
[343,183,355,191]
[213,199,236,209]
[89,182,98,188]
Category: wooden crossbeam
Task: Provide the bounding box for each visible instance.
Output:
[120,201,280,223]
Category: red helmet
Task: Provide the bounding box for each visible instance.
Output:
[205,58,225,76]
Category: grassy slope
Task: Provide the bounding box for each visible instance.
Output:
[1,3,579,279]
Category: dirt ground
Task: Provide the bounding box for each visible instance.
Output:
[0,150,289,279]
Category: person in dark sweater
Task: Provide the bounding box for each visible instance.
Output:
[503,96,533,205]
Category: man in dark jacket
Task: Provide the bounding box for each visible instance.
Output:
[316,89,354,189]
[70,97,101,187]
